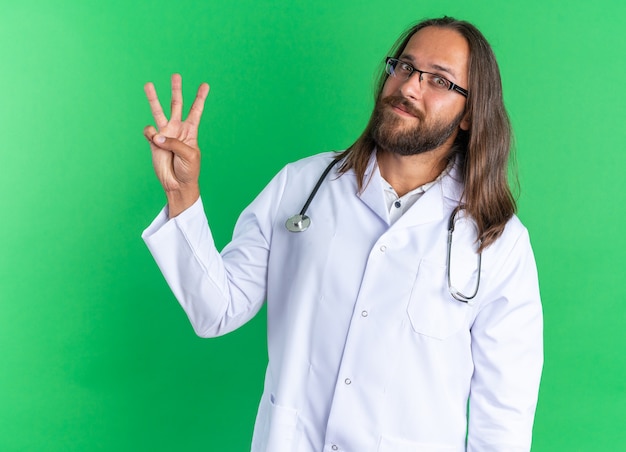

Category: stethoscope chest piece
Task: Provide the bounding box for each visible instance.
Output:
[286,214,311,232]
[285,158,340,234]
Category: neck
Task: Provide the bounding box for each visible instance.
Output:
[377,148,449,197]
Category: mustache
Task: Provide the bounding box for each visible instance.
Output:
[380,95,424,120]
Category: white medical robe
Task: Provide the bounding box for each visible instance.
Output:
[143,152,543,452]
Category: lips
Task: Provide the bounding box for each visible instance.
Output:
[383,96,424,120]
[393,103,414,116]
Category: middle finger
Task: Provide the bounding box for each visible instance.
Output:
[171,73,183,121]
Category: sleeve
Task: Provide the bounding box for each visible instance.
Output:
[141,167,288,338]
[467,227,543,452]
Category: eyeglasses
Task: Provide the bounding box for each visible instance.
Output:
[385,57,469,98]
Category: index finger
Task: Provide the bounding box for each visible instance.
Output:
[144,82,168,129]
[186,82,210,127]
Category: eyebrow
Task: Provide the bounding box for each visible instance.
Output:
[431,64,457,79]
[398,53,458,80]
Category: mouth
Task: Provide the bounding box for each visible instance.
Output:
[383,96,423,120]
[391,103,416,117]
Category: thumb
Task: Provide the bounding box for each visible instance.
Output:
[152,134,198,161]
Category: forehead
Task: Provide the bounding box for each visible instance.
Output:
[399,26,469,82]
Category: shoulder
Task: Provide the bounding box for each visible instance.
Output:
[250,151,346,208]
[503,214,532,249]
[483,214,536,276]
[270,151,346,190]
[503,214,527,238]
[489,214,531,252]
[255,152,340,192]
[283,151,341,174]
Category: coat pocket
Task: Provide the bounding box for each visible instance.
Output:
[407,259,470,340]
[265,395,300,452]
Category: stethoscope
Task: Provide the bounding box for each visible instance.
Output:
[285,159,482,303]
[285,158,341,234]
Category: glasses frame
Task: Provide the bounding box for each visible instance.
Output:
[385,57,469,98]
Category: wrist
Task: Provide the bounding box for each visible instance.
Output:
[166,185,200,218]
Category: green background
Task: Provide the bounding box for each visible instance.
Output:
[1,0,624,450]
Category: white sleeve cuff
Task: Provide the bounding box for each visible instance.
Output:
[141,197,205,240]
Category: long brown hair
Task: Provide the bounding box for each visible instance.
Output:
[337,17,516,251]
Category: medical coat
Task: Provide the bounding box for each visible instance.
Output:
[143,152,543,452]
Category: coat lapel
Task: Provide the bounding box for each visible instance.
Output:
[357,157,391,225]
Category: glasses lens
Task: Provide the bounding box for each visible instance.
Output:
[385,59,396,76]
[423,73,452,91]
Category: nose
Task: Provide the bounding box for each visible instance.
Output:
[399,72,424,101]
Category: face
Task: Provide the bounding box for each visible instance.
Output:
[371,26,470,156]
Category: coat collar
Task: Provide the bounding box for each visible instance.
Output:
[356,151,464,228]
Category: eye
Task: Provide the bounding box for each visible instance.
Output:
[398,62,413,74]
[427,74,451,90]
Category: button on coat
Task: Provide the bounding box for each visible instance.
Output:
[143,152,543,452]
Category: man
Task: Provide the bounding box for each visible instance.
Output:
[142,17,543,452]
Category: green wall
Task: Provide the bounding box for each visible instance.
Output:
[1,0,624,450]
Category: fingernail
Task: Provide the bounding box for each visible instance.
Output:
[155,135,165,144]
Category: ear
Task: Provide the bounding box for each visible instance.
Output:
[460,111,471,131]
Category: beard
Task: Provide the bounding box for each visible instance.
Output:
[370,95,464,156]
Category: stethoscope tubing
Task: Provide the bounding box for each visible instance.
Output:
[298,157,340,217]
[446,205,482,303]
[285,158,341,233]
[285,157,482,302]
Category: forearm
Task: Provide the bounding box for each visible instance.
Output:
[143,195,273,337]
[143,198,233,336]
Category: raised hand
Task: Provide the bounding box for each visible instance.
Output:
[143,74,210,217]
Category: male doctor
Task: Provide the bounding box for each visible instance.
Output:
[142,17,543,452]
